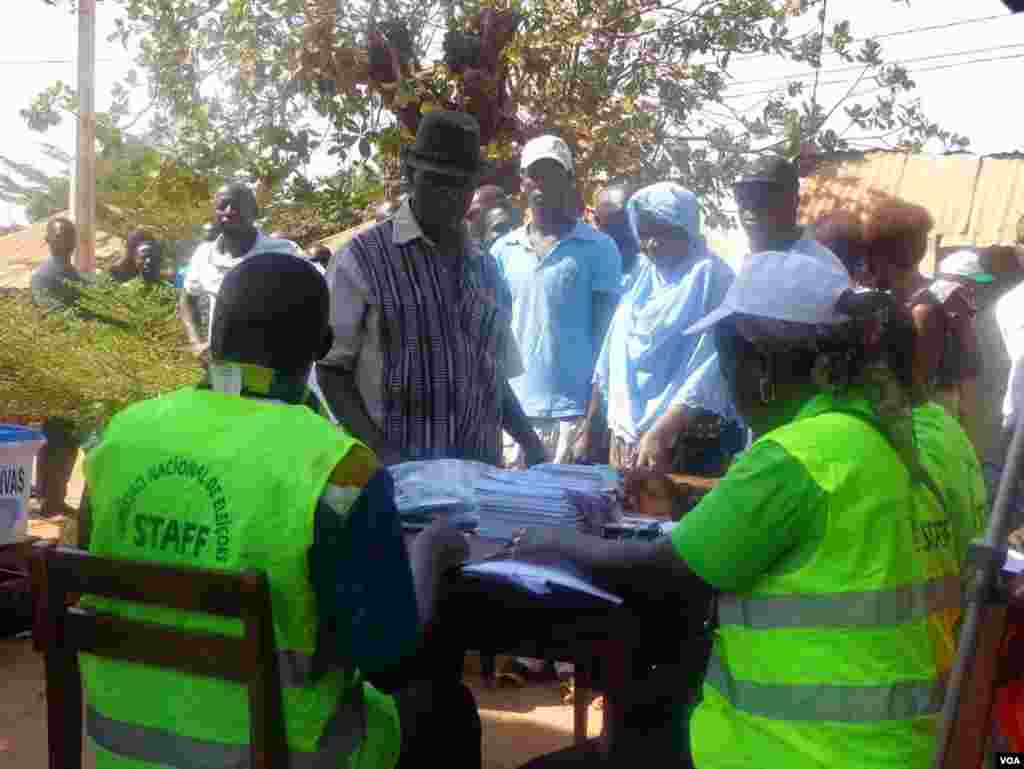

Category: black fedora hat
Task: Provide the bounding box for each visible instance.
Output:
[404,110,482,178]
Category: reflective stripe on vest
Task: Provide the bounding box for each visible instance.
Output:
[717,573,962,630]
[87,705,359,769]
[705,654,947,723]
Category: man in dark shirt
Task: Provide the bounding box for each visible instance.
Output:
[81,253,482,767]
[595,184,641,282]
[30,217,87,517]
[31,217,85,313]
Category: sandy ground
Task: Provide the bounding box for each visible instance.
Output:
[1,452,604,768]
[0,637,602,769]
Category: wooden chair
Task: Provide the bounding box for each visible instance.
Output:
[30,542,289,769]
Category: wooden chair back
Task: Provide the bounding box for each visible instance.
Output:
[29,542,289,769]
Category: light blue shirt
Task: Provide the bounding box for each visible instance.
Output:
[492,221,622,419]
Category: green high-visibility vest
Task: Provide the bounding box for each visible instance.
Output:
[691,395,973,769]
[81,386,387,769]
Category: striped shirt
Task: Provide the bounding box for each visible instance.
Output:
[322,201,521,465]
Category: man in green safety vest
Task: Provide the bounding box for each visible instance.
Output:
[79,252,482,769]
[512,246,987,768]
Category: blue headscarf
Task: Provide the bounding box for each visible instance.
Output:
[594,182,736,442]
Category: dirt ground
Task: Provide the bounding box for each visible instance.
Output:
[0,453,604,769]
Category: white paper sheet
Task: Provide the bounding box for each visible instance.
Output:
[1004,547,1024,575]
[460,560,624,605]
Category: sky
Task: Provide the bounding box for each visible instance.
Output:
[2,0,1023,226]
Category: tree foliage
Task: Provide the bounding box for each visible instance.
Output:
[0,144,73,222]
[0,281,200,434]
[264,165,386,246]
[3,112,218,240]
[28,0,969,228]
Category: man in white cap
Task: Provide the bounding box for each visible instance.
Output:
[491,135,622,468]
[927,248,992,450]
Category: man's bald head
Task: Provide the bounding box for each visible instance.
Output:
[45,217,77,263]
[214,183,259,236]
[467,184,509,241]
[595,185,631,223]
[374,200,400,222]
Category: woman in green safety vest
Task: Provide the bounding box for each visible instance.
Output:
[513,247,987,769]
[79,253,482,769]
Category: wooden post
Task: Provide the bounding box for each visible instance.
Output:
[73,0,97,274]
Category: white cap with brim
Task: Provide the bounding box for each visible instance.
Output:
[520,135,574,176]
[937,249,995,284]
[685,249,853,336]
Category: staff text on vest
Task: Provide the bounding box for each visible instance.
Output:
[133,515,211,558]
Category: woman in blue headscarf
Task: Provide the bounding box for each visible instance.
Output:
[576,182,744,482]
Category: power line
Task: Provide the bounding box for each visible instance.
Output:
[0,57,125,65]
[730,13,1012,63]
[723,51,1024,100]
[727,42,1024,88]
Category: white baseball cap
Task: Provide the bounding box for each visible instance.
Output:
[686,249,852,336]
[937,249,994,284]
[520,135,574,176]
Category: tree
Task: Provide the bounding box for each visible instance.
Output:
[358,0,969,224]
[0,144,73,222]
[1,128,217,241]
[264,164,387,246]
[30,0,969,228]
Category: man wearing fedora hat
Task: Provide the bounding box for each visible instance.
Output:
[318,110,544,467]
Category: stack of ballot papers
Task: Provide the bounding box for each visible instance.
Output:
[390,460,621,540]
[391,460,492,532]
[473,464,620,542]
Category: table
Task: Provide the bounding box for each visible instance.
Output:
[422,534,712,757]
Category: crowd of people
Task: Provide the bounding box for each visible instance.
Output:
[36,107,1024,768]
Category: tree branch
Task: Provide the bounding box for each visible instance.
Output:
[809,0,828,129]
[819,64,871,131]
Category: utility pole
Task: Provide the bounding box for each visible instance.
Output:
[72,0,97,273]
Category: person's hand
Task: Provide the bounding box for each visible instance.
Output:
[522,434,548,468]
[572,424,592,464]
[622,468,681,518]
[1010,527,1024,551]
[1009,574,1024,608]
[566,490,619,534]
[415,517,471,573]
[637,427,675,473]
[190,340,210,364]
[511,526,580,561]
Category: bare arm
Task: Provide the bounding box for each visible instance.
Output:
[407,520,470,630]
[178,291,207,352]
[317,366,401,466]
[518,529,711,604]
[501,381,546,466]
[574,383,608,464]
[911,303,946,390]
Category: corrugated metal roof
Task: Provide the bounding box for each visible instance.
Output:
[799,151,1024,250]
[898,155,980,243]
[799,152,908,226]
[960,157,1024,248]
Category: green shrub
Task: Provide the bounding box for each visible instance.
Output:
[0,279,201,437]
